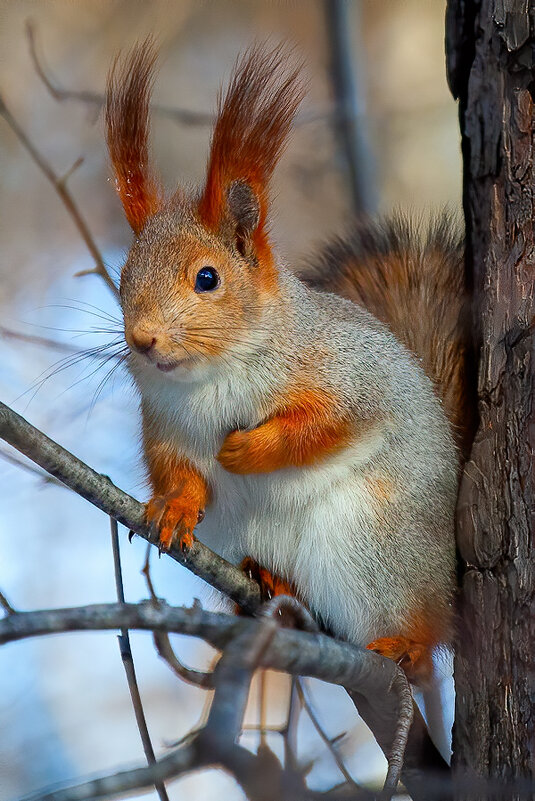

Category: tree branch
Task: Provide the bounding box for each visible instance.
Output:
[0,400,449,797]
[296,678,360,790]
[0,94,118,298]
[142,545,214,687]
[109,518,170,801]
[0,400,261,612]
[323,0,376,215]
[26,20,213,128]
[1,600,445,799]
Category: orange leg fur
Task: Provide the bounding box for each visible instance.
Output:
[143,445,209,551]
[218,388,351,474]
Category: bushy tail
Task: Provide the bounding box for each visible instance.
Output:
[300,214,476,459]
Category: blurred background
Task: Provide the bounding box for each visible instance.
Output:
[0,2,460,799]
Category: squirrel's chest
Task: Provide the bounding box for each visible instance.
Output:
[142,373,261,461]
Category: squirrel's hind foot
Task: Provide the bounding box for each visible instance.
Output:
[366,636,434,684]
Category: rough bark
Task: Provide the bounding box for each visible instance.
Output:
[446,0,535,795]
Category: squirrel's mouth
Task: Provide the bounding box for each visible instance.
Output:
[156,357,195,373]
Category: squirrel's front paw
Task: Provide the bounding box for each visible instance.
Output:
[217,429,255,473]
[145,490,204,552]
[218,426,281,474]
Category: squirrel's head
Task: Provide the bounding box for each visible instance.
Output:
[105,40,303,381]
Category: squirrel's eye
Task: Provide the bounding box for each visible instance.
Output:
[194,266,220,293]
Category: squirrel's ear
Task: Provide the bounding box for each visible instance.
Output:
[198,45,303,265]
[226,180,260,259]
[105,39,163,234]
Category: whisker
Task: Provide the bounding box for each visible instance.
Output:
[21,321,122,337]
[46,347,129,405]
[43,301,122,326]
[88,351,130,416]
[181,337,254,370]
[15,340,128,407]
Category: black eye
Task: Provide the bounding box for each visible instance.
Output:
[194,266,219,293]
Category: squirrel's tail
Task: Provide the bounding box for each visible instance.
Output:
[300,214,476,460]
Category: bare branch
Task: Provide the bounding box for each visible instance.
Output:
[26,19,213,128]
[323,0,376,215]
[142,545,214,687]
[154,627,215,688]
[197,623,311,801]
[0,447,66,488]
[0,400,261,612]
[284,677,302,770]
[296,678,359,790]
[0,94,118,298]
[0,600,447,799]
[109,518,170,801]
[0,589,17,615]
[0,326,82,354]
[25,20,337,134]
[23,738,202,801]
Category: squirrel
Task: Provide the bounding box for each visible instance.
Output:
[105,41,474,683]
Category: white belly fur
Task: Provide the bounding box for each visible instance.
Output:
[197,443,384,645]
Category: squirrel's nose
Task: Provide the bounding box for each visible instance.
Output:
[130,326,157,355]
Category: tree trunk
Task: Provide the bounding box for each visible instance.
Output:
[446,1,535,797]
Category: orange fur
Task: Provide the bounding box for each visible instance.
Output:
[144,437,209,551]
[105,39,163,234]
[217,388,351,474]
[198,45,304,267]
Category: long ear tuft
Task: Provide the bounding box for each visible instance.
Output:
[198,44,304,261]
[105,38,163,234]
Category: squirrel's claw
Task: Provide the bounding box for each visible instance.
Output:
[239,557,296,601]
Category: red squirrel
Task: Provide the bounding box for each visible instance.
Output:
[105,42,474,683]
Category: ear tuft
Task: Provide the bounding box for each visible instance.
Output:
[105,38,163,234]
[198,44,304,262]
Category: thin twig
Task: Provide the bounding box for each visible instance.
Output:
[0,447,66,488]
[0,326,82,354]
[25,20,343,133]
[242,723,287,734]
[26,20,213,128]
[154,628,214,688]
[110,518,170,801]
[258,668,268,748]
[0,589,17,615]
[296,678,359,789]
[0,95,118,298]
[283,677,302,771]
[142,542,214,688]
